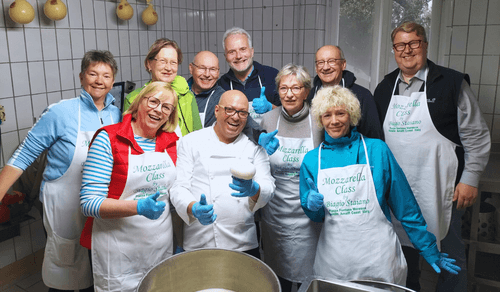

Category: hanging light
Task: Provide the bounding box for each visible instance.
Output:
[116,0,134,21]
[142,0,158,26]
[44,0,67,21]
[9,0,35,24]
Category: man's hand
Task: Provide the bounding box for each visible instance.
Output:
[453,182,478,209]
[252,87,273,114]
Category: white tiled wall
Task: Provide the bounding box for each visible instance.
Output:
[0,206,46,269]
[1,0,332,268]
[442,0,500,142]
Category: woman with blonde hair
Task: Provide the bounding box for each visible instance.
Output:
[300,86,460,287]
[80,81,179,292]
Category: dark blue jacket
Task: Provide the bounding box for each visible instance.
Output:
[307,70,383,139]
[219,61,281,106]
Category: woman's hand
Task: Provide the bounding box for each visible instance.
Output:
[137,192,166,220]
[430,253,461,275]
[306,178,324,211]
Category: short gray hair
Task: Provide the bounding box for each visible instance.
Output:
[311,86,361,128]
[81,50,118,76]
[222,27,253,51]
[275,63,312,90]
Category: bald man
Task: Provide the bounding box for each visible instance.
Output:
[188,51,225,127]
[307,45,383,139]
[188,51,279,155]
[170,90,275,258]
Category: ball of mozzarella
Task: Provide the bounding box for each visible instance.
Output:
[230,160,256,180]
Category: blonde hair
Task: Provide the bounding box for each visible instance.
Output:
[124,81,179,132]
[311,86,361,128]
[275,63,312,90]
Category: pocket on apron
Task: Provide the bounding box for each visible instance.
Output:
[46,232,79,266]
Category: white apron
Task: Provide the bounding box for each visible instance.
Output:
[42,100,102,290]
[313,136,407,285]
[199,90,215,127]
[261,114,321,282]
[230,75,264,124]
[91,146,176,292]
[383,70,458,248]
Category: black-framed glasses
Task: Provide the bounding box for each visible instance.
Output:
[279,86,304,95]
[146,96,175,115]
[315,58,344,68]
[221,106,249,118]
[153,58,178,67]
[191,63,219,74]
[392,40,423,52]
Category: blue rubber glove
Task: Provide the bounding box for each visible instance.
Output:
[306,178,324,211]
[230,177,260,198]
[137,191,166,220]
[191,194,216,225]
[252,87,273,114]
[258,130,280,155]
[430,253,461,275]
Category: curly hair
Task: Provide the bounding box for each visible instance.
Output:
[311,86,361,128]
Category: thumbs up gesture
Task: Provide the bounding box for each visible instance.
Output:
[258,129,280,155]
[306,178,324,211]
[191,194,216,225]
[137,191,166,220]
[252,87,273,114]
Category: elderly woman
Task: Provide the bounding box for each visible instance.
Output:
[299,86,460,286]
[123,38,201,137]
[79,82,178,292]
[260,64,323,292]
[0,50,121,292]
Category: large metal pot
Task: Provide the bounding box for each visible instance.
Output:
[137,248,281,292]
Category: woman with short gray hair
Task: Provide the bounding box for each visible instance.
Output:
[0,50,121,292]
[260,63,323,292]
[300,85,460,286]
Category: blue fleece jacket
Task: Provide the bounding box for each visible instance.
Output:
[299,128,440,266]
[8,90,121,200]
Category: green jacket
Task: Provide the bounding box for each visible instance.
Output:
[124,76,202,136]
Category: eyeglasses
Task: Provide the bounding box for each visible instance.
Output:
[392,40,423,52]
[220,106,249,118]
[315,58,344,68]
[153,58,178,67]
[279,86,304,95]
[146,96,175,115]
[191,63,219,74]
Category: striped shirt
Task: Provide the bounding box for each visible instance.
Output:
[80,130,156,218]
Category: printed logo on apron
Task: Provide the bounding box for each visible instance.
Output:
[383,68,458,247]
[262,113,320,282]
[92,145,175,292]
[313,135,406,285]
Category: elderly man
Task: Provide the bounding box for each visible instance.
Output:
[188,51,225,127]
[170,90,275,258]
[374,22,490,291]
[219,27,281,124]
[188,51,279,155]
[307,45,382,139]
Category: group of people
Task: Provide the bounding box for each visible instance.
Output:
[0,21,490,292]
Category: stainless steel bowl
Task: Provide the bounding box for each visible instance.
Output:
[137,248,281,292]
[298,277,416,292]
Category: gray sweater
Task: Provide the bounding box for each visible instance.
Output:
[260,102,323,149]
